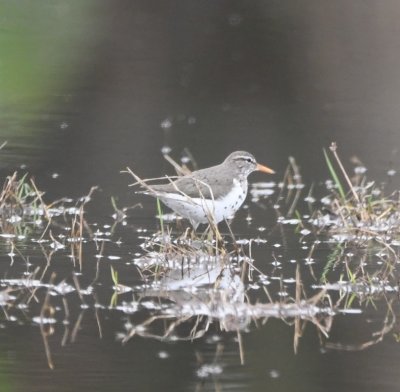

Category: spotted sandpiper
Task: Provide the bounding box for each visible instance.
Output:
[142,151,275,229]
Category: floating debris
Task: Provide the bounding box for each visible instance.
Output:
[32,316,57,325]
[197,364,223,378]
[268,369,281,379]
[314,281,398,295]
[157,351,169,359]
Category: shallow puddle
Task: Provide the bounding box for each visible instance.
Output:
[0,170,397,391]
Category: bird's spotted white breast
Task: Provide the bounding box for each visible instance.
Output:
[157,178,247,226]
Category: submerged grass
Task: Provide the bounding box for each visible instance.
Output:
[313,143,400,247]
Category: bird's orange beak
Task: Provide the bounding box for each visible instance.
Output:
[256,163,275,174]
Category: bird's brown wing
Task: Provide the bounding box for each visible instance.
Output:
[149,165,232,200]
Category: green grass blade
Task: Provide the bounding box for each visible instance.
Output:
[323,148,346,200]
[156,198,164,236]
[346,292,357,308]
[321,244,342,283]
[110,266,118,286]
[111,196,118,212]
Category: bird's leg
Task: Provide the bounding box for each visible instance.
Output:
[224,218,240,255]
[200,225,211,242]
[185,224,195,241]
[181,226,191,243]
[187,220,200,240]
[188,227,196,240]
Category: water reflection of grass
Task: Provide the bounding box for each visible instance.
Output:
[118,258,333,363]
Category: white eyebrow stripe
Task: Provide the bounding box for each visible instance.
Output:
[235,156,255,161]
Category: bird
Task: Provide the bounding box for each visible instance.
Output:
[142,151,275,229]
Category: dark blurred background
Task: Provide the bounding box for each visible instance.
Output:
[2,0,400,199]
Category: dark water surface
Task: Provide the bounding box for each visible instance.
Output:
[2,1,400,391]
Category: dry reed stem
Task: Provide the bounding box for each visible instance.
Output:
[163,154,192,176]
[39,272,56,370]
[330,142,361,204]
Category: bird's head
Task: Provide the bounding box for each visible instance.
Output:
[224,151,275,178]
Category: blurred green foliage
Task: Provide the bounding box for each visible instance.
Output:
[1,1,95,104]
[0,1,96,162]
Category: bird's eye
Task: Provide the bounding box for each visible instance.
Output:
[246,158,252,163]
